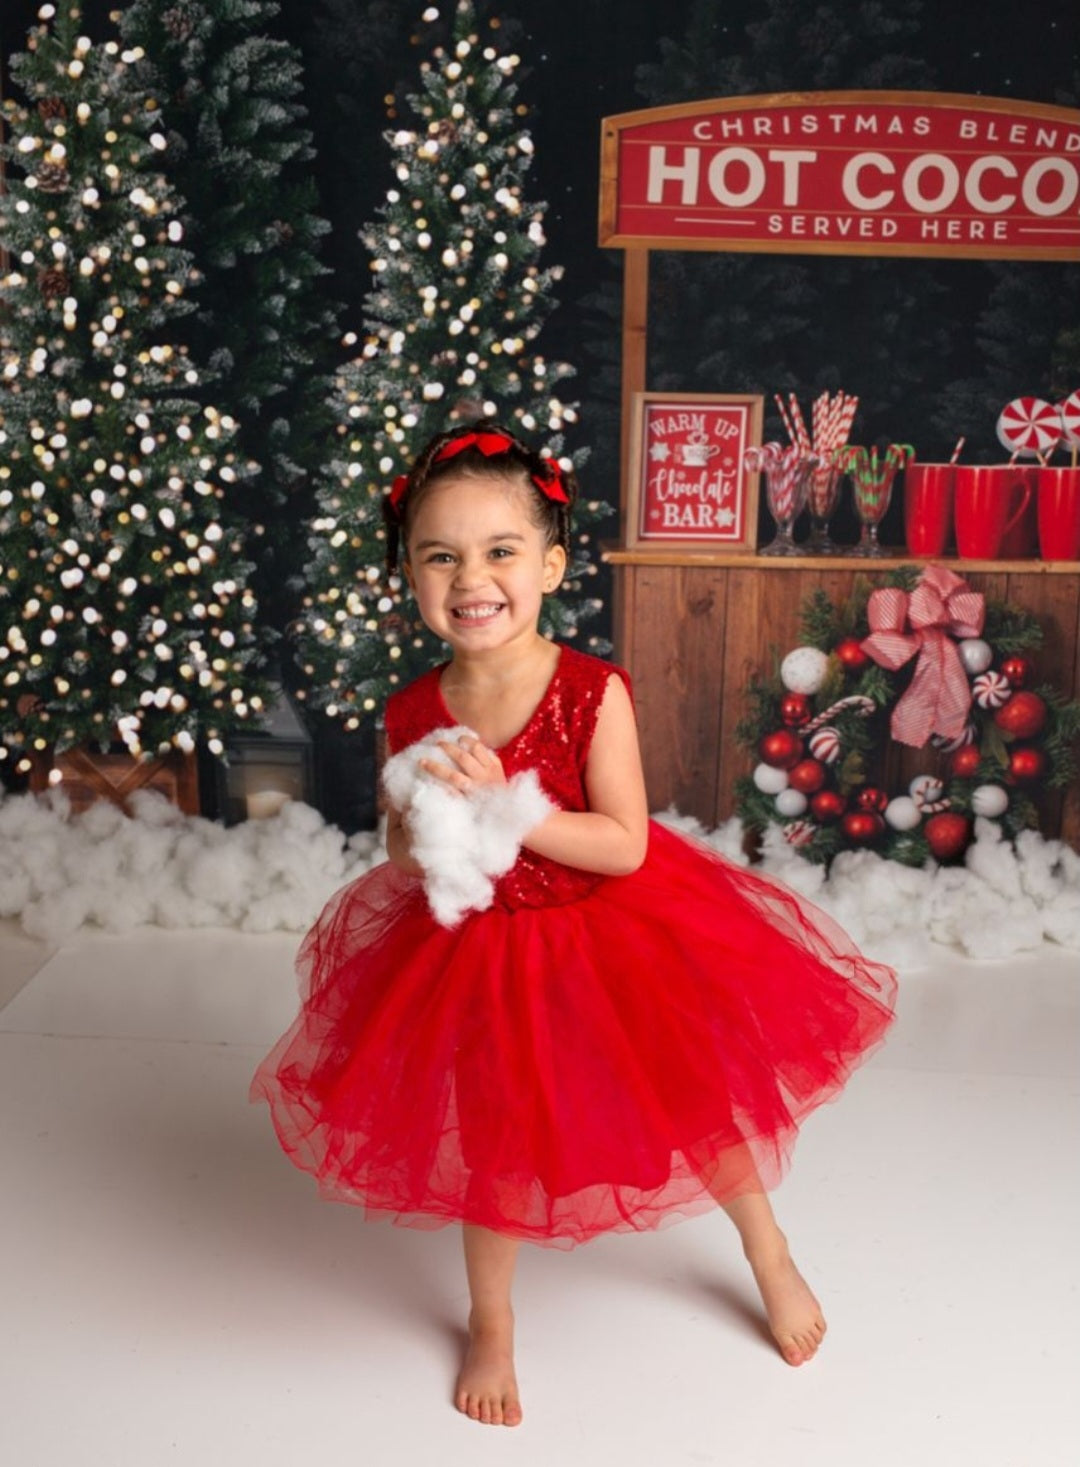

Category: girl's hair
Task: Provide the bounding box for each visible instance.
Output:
[382,419,577,572]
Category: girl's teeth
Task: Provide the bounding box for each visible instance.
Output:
[456,605,500,619]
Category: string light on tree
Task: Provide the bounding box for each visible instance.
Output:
[0,2,271,768]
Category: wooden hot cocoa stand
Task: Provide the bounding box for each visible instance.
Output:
[598,91,1080,850]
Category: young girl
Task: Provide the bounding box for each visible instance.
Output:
[250,422,896,1429]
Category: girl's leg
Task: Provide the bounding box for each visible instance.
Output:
[721,1190,827,1366]
[454,1224,523,1426]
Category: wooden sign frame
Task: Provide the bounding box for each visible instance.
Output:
[625,392,763,552]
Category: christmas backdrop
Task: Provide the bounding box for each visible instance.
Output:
[1,0,1077,834]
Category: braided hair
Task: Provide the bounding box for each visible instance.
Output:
[383,419,576,572]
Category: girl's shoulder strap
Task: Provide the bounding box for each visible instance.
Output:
[558,644,634,705]
[384,663,447,754]
[551,645,635,763]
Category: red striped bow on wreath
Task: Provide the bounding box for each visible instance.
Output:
[859,564,985,748]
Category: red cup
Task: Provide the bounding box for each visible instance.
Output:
[1037,466,1080,561]
[904,463,954,556]
[998,464,1040,557]
[953,465,1033,559]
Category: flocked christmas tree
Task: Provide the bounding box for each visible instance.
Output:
[292,0,610,730]
[117,0,341,635]
[0,3,271,775]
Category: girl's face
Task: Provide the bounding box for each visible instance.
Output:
[403,473,566,655]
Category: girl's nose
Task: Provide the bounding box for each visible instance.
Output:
[452,556,488,588]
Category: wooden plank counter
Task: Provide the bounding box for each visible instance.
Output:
[603,550,1080,850]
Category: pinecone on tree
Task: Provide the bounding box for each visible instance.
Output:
[162,6,197,42]
[34,161,69,193]
[37,266,70,299]
[37,98,67,121]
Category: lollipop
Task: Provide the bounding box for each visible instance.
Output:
[995,396,1061,461]
[1059,390,1080,450]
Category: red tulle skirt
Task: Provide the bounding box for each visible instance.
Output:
[250,823,896,1249]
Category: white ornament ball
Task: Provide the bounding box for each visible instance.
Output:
[808,726,841,764]
[958,638,993,675]
[909,773,947,810]
[971,783,1009,818]
[972,670,1011,709]
[780,646,829,696]
[884,795,921,831]
[775,788,808,817]
[753,762,789,795]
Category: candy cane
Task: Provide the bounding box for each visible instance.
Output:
[996,396,1061,460]
[805,694,876,733]
[773,394,799,448]
[909,774,951,814]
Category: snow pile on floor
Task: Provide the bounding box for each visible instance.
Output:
[657,809,1080,968]
[2,785,1078,965]
[0,787,381,943]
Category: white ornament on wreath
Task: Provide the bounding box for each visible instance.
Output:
[884,795,921,831]
[775,788,809,817]
[780,646,829,696]
[972,783,1009,818]
[957,638,993,675]
[752,762,789,795]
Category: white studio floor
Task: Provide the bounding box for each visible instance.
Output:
[0,915,1077,1467]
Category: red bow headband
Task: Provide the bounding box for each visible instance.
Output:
[388,429,570,515]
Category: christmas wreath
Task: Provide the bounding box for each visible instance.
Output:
[735,564,1080,866]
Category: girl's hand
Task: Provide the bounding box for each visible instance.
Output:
[419,736,507,794]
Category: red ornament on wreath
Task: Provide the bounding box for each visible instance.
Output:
[924,812,972,861]
[835,637,870,672]
[856,787,888,814]
[758,728,803,769]
[788,758,827,794]
[949,745,982,779]
[842,811,884,843]
[1008,746,1046,782]
[810,789,846,822]
[1000,655,1034,689]
[779,692,812,728]
[994,691,1047,740]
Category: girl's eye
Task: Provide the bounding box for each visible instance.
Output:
[490,546,513,559]
[425,552,455,564]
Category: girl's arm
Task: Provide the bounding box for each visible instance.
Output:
[520,674,649,876]
[385,802,425,876]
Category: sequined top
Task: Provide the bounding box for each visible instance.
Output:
[384,644,633,911]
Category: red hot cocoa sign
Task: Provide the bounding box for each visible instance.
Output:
[599,91,1080,261]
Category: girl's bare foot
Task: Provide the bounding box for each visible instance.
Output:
[454,1307,523,1426]
[745,1236,827,1366]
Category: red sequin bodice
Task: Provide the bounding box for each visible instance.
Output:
[384,644,632,910]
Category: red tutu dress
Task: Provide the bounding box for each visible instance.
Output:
[250,645,896,1249]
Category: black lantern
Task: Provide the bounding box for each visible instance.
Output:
[213,679,318,824]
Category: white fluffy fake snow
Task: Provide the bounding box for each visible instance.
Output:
[0,786,381,944]
[656,809,1080,969]
[1,785,1078,968]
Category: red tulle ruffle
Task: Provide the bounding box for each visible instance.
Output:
[250,822,896,1249]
